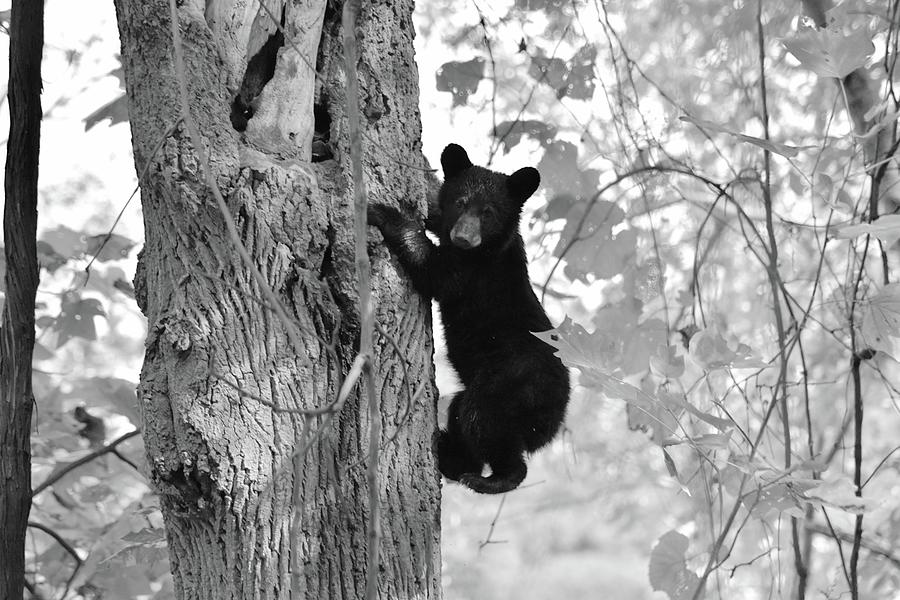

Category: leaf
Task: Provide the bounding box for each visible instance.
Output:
[535,313,666,377]
[681,401,733,432]
[680,115,802,158]
[555,200,637,281]
[122,527,167,545]
[626,259,665,303]
[114,278,136,298]
[625,389,684,446]
[804,476,870,514]
[743,482,802,519]
[834,214,900,247]
[650,345,686,378]
[560,44,596,100]
[783,25,874,79]
[84,94,129,131]
[860,283,900,358]
[532,316,616,371]
[648,531,704,600]
[494,119,558,152]
[529,45,596,100]
[33,341,53,362]
[53,296,107,348]
[536,140,601,212]
[528,55,568,89]
[40,226,87,259]
[692,432,731,449]
[543,193,576,221]
[689,328,768,370]
[662,448,679,479]
[515,0,568,11]
[534,317,672,428]
[436,58,485,107]
[36,241,68,272]
[85,233,136,262]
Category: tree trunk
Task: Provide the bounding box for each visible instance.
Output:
[113,1,441,598]
[0,1,44,599]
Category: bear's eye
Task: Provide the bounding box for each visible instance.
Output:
[455,197,468,209]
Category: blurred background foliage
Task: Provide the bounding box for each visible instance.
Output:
[2,0,899,598]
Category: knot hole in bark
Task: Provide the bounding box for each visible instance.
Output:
[312,94,333,162]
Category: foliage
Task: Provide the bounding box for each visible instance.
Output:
[422,0,900,598]
[26,218,165,598]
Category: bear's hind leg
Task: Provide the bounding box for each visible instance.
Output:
[459,453,527,494]
[460,410,528,493]
[436,392,483,481]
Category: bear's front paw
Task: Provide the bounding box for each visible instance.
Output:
[367,204,401,230]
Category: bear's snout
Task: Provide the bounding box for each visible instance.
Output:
[450,213,482,249]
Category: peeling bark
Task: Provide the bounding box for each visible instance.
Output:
[113,0,440,598]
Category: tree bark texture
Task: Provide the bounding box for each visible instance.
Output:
[113,1,440,598]
[1,1,44,599]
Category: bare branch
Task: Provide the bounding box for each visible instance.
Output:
[31,430,141,497]
[27,521,84,598]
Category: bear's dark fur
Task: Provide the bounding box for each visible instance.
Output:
[368,144,570,494]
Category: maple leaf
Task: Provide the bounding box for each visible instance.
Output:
[650,344,686,378]
[53,296,107,348]
[555,199,637,281]
[648,531,704,600]
[436,58,485,107]
[689,328,768,370]
[85,233,136,262]
[783,24,874,79]
[860,283,900,358]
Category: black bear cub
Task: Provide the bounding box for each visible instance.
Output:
[368,144,570,494]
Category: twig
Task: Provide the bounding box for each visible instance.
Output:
[82,118,183,283]
[754,3,805,597]
[478,494,508,551]
[213,369,341,415]
[807,521,900,570]
[862,444,900,488]
[110,448,140,472]
[341,3,381,599]
[26,521,83,598]
[846,229,872,600]
[471,1,499,162]
[540,164,735,303]
[822,508,851,585]
[489,26,571,164]
[849,353,864,600]
[23,579,46,600]
[31,430,141,497]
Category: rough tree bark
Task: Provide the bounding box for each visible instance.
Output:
[0,1,44,599]
[113,1,441,598]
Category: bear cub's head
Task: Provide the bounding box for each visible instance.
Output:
[437,144,540,251]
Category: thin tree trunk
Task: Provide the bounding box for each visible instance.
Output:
[0,1,44,599]
[113,1,440,598]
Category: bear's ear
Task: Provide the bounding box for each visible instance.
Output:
[507,167,540,202]
[441,144,473,179]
